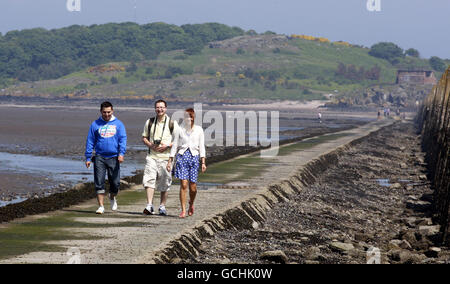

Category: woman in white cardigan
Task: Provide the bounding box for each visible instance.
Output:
[167,108,206,218]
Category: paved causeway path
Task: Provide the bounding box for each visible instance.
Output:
[0,119,393,263]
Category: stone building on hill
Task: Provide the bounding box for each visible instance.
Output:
[396,70,437,85]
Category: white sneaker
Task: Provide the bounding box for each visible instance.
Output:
[96,206,105,214]
[110,197,118,211]
[159,205,167,216]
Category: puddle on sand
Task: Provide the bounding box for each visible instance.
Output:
[171,181,224,191]
[196,182,223,191]
[0,196,28,207]
[376,179,392,187]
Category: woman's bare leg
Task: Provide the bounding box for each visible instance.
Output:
[179,180,189,216]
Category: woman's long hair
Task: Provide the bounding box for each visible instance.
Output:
[185,108,195,128]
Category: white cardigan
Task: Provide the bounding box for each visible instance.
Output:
[170,124,206,158]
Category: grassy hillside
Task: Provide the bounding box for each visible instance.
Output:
[0,34,439,103]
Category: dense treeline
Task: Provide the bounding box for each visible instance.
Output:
[0,22,244,83]
[369,42,448,71]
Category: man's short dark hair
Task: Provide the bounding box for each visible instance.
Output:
[101,101,113,110]
[154,99,167,108]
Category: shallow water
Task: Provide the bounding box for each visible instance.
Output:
[0,196,28,207]
[376,179,392,187]
[0,151,141,192]
[196,182,224,190]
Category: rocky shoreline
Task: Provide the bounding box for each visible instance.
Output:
[186,122,449,264]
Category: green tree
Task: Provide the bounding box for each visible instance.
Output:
[174,80,183,88]
[429,56,446,72]
[264,70,281,81]
[16,67,39,82]
[130,51,144,62]
[75,83,88,89]
[164,66,183,79]
[369,42,404,64]
[236,48,245,55]
[181,24,215,43]
[110,76,119,84]
[246,30,258,36]
[405,48,420,58]
[0,42,30,77]
[183,39,204,55]
[302,89,312,95]
[126,62,138,73]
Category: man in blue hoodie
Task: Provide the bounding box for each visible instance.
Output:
[85,101,127,214]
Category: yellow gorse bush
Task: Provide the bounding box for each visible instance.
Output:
[334,41,351,47]
[291,34,329,43]
[292,35,353,46]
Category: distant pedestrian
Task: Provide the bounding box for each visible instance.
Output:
[317,112,322,123]
[141,100,178,216]
[167,108,206,218]
[85,101,127,214]
[377,110,381,119]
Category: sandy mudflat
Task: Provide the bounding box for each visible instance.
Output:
[221,99,329,110]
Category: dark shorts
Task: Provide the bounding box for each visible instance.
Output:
[93,155,120,194]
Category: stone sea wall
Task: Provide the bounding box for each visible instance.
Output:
[417,66,450,245]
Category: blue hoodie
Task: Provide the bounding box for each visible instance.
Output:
[85,115,127,162]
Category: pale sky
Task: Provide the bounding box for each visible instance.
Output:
[0,0,449,59]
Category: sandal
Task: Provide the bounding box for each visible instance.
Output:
[179,211,186,218]
[188,202,194,216]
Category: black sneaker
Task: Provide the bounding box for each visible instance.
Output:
[143,205,155,215]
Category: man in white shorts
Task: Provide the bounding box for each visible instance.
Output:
[142,99,178,216]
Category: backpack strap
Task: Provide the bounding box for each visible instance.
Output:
[147,116,174,139]
[147,117,156,140]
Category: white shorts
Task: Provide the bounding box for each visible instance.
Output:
[143,157,172,192]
